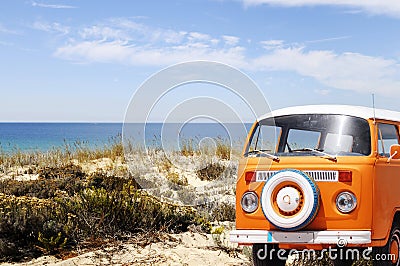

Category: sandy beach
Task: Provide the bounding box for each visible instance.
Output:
[1,231,250,266]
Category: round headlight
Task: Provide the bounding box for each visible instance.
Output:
[336,191,357,213]
[241,191,259,213]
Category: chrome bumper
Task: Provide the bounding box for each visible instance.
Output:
[230,230,371,245]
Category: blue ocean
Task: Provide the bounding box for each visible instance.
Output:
[0,123,252,153]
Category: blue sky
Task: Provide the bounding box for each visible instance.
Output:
[1,0,400,122]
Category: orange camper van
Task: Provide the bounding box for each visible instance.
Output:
[230,105,400,266]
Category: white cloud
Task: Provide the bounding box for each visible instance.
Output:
[31,1,76,9]
[163,30,187,44]
[222,35,240,46]
[51,19,400,97]
[54,20,246,67]
[188,32,211,42]
[79,26,128,41]
[55,40,246,67]
[252,46,400,94]
[32,21,70,35]
[241,0,400,18]
[77,18,185,44]
[260,40,284,50]
[109,18,147,33]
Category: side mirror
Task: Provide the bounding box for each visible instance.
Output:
[388,144,400,162]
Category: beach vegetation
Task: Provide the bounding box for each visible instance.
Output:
[180,138,197,157]
[211,202,235,222]
[0,136,245,262]
[166,171,188,186]
[0,142,211,262]
[196,162,226,181]
[215,138,231,160]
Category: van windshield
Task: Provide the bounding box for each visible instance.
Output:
[246,114,371,157]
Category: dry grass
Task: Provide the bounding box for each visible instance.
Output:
[178,137,236,160]
[0,136,125,176]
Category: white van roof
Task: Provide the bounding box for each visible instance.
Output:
[258,105,400,122]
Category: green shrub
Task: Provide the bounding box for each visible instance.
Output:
[0,175,86,199]
[66,187,200,237]
[38,164,85,179]
[0,175,206,261]
[211,226,224,235]
[37,231,67,254]
[177,187,196,205]
[211,202,235,222]
[87,170,138,191]
[0,238,18,259]
[196,162,226,181]
[166,171,188,187]
[0,193,60,260]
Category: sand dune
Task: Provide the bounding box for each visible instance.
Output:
[2,232,250,266]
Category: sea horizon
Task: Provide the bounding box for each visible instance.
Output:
[0,122,252,153]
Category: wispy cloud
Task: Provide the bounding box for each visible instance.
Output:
[54,18,246,66]
[51,18,400,97]
[55,41,246,67]
[0,41,13,46]
[31,1,77,9]
[0,23,19,35]
[260,39,284,50]
[222,35,240,46]
[305,36,351,44]
[252,45,400,95]
[32,21,70,35]
[241,0,400,18]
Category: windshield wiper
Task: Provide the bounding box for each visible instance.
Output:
[292,148,337,162]
[244,150,280,162]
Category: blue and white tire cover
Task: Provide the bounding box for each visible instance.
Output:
[260,169,320,231]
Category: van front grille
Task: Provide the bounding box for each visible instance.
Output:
[255,170,338,182]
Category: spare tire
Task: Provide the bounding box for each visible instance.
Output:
[260,169,320,231]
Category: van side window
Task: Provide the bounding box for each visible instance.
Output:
[377,123,399,156]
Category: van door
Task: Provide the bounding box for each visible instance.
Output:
[373,123,400,240]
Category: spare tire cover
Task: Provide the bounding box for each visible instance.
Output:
[260,169,320,231]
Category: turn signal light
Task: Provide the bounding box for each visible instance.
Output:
[338,171,352,182]
[245,171,255,182]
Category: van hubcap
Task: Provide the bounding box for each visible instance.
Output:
[276,186,303,215]
[260,169,320,231]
